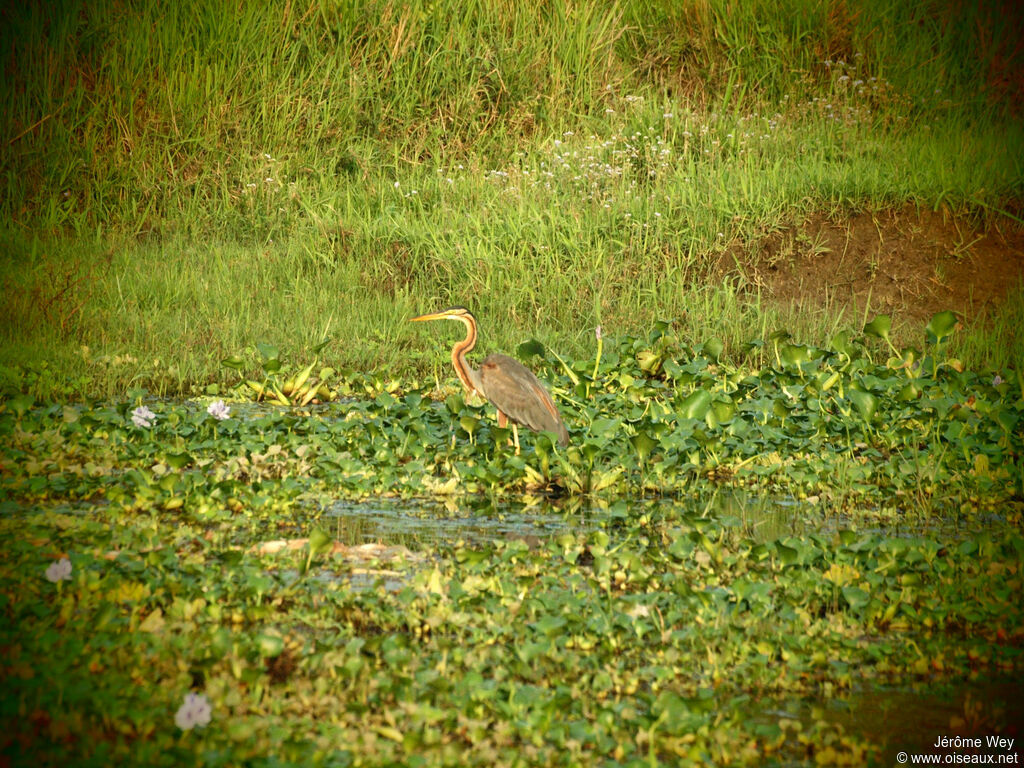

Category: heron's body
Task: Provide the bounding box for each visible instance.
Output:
[412,307,569,450]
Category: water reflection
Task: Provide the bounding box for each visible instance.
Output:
[762,678,1024,766]
[320,489,999,551]
[324,496,593,550]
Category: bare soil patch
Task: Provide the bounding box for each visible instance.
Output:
[732,206,1024,338]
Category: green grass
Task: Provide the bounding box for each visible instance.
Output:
[1,0,1022,398]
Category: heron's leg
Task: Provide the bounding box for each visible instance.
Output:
[497,410,518,452]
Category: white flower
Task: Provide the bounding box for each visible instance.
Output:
[595,325,602,341]
[131,405,156,428]
[207,400,230,421]
[175,692,212,730]
[993,375,1004,386]
[46,557,72,583]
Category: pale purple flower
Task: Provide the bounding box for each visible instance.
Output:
[45,557,72,583]
[131,405,156,428]
[175,692,212,730]
[207,400,230,421]
[993,375,1003,386]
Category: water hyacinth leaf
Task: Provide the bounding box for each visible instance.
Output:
[678,390,712,420]
[221,355,245,370]
[215,550,244,567]
[899,382,920,401]
[711,398,736,423]
[863,315,892,341]
[458,415,479,437]
[702,338,724,361]
[536,432,559,456]
[590,467,623,492]
[491,425,512,447]
[636,349,663,375]
[775,542,799,566]
[516,339,547,359]
[256,633,285,658]
[926,310,957,344]
[652,691,689,721]
[830,330,852,356]
[166,452,193,470]
[662,358,684,380]
[308,527,333,557]
[848,389,877,422]
[6,394,33,417]
[590,417,620,438]
[531,615,566,638]
[838,530,859,546]
[842,586,871,610]
[257,342,279,361]
[630,431,658,462]
[773,400,793,420]
[781,343,810,368]
[995,408,1018,434]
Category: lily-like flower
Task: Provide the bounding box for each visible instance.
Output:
[207,400,230,421]
[45,557,72,583]
[131,405,156,428]
[175,692,212,730]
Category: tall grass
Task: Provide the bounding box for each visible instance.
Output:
[1,0,1021,397]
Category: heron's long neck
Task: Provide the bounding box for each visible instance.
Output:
[451,316,484,396]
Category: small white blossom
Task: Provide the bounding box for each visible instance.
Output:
[175,692,212,731]
[207,400,230,421]
[46,557,72,583]
[993,375,1004,386]
[131,405,156,428]
[625,603,650,619]
[595,325,602,341]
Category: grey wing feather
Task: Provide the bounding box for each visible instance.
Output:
[479,354,569,446]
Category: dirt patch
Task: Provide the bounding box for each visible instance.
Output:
[731,206,1024,337]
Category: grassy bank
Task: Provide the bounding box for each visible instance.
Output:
[1,0,1022,398]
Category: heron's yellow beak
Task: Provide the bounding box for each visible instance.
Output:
[411,310,455,323]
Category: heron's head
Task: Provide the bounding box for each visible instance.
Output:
[410,306,475,324]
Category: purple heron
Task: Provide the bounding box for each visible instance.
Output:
[411,306,570,452]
